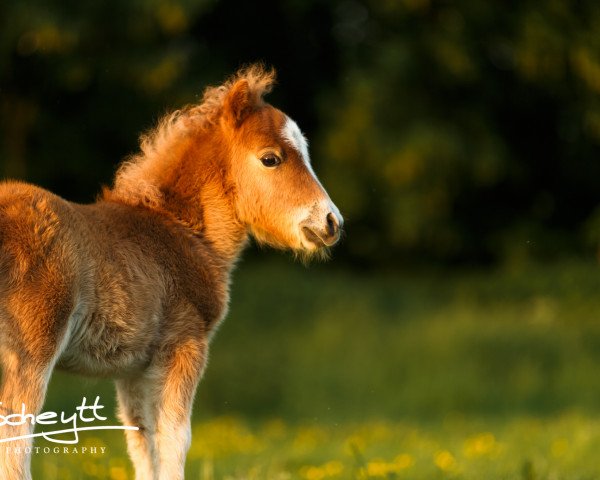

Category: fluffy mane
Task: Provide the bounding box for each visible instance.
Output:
[105,64,276,207]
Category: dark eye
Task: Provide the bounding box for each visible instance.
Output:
[260,153,282,168]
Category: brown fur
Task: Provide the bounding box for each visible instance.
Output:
[0,65,341,480]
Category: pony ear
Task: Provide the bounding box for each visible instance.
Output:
[224,79,254,127]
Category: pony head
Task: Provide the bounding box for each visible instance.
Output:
[110,65,343,260]
[216,66,343,257]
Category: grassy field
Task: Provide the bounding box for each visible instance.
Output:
[30,255,600,478]
[30,413,600,479]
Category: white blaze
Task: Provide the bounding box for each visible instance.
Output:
[281,116,315,176]
[280,115,343,249]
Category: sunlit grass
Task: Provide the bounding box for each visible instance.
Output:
[30,413,600,479]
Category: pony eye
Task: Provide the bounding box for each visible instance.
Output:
[260,154,282,168]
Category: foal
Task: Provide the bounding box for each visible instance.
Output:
[0,65,342,480]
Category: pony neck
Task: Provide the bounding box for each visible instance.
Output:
[108,130,249,267]
[160,135,248,265]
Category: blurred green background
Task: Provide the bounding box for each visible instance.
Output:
[3,0,600,478]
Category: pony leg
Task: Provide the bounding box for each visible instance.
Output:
[0,356,55,480]
[115,377,158,480]
[153,339,207,480]
[0,246,72,479]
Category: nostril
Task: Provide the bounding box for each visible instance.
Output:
[326,212,337,237]
[301,213,341,248]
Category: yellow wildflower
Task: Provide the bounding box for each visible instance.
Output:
[434,450,457,472]
[324,461,344,476]
[366,460,399,477]
[300,461,343,479]
[109,466,128,480]
[394,453,414,469]
[464,432,497,458]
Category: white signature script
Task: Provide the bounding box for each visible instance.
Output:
[0,396,138,444]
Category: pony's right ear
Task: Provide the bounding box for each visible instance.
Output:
[223,79,254,127]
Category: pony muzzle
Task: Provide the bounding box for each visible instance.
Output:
[301,211,342,248]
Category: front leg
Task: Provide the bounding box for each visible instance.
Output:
[116,376,158,480]
[0,359,54,480]
[153,338,208,480]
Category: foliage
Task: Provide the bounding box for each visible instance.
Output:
[0,0,214,200]
[318,0,600,264]
[1,1,600,266]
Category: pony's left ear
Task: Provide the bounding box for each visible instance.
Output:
[224,79,254,127]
